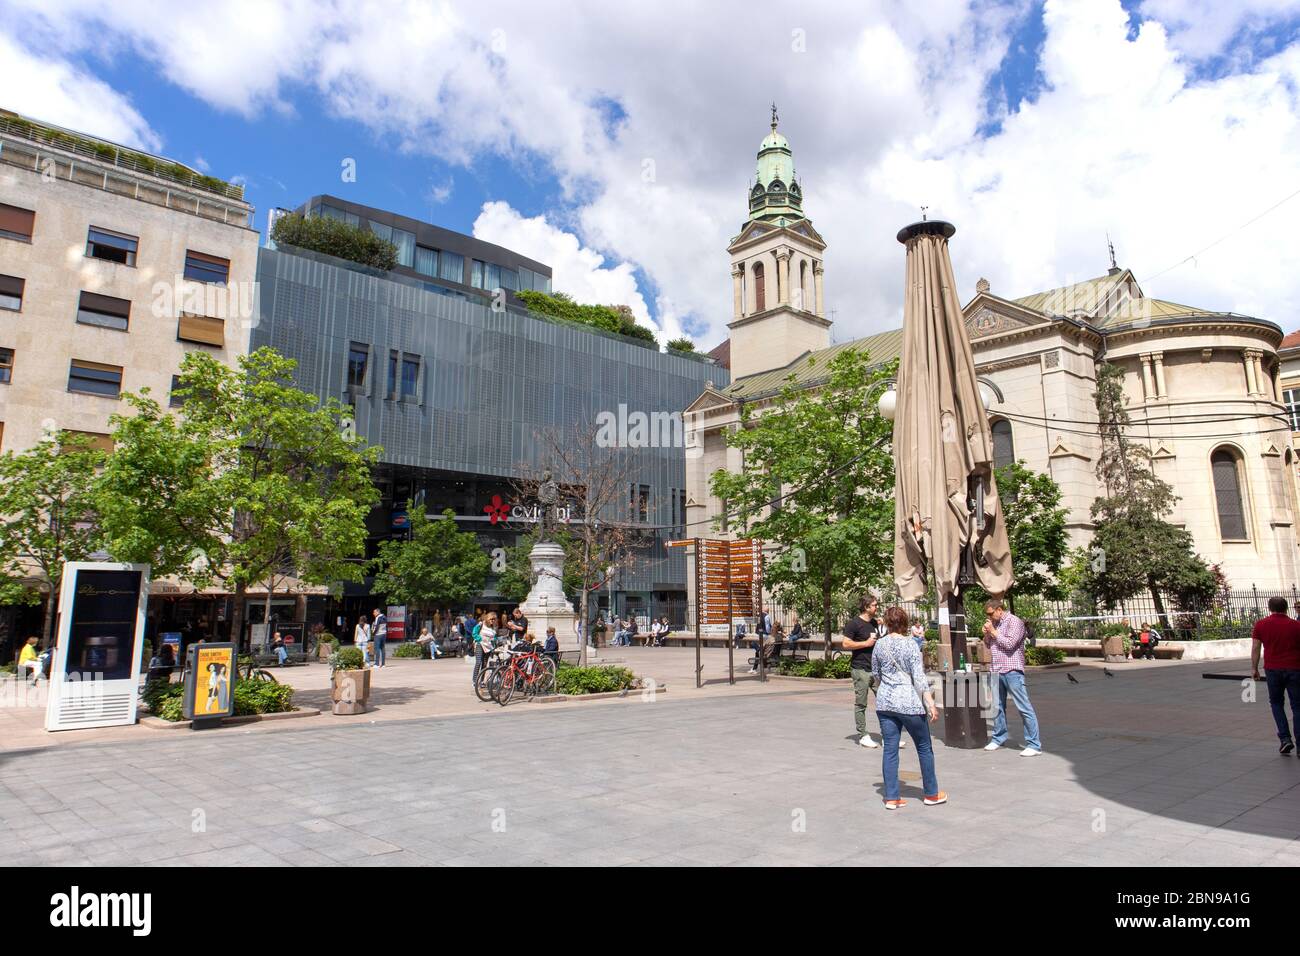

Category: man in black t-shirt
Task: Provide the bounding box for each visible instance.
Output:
[844,595,885,749]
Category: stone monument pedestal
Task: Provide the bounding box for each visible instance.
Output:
[518,540,579,653]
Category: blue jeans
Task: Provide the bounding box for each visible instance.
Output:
[1265,669,1300,743]
[878,711,938,801]
[275,646,287,665]
[991,670,1041,749]
[374,636,386,666]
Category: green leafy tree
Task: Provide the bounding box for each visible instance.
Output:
[665,337,696,353]
[1085,362,1215,624]
[710,349,896,655]
[0,433,103,645]
[96,348,379,648]
[991,460,1069,605]
[371,507,491,621]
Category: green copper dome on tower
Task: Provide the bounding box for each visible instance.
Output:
[749,104,804,223]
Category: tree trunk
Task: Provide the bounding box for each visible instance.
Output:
[822,573,833,659]
[579,536,591,667]
[263,579,274,646]
[1148,576,1169,631]
[230,582,247,652]
[41,581,58,649]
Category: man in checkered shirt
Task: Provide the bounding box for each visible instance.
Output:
[981,600,1042,756]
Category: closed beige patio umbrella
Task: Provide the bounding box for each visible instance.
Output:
[892,220,1013,609]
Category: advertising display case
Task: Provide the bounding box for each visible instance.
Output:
[44,562,151,732]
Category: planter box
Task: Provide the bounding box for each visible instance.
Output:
[1101,634,1125,661]
[331,667,371,715]
[317,644,335,660]
[1164,638,1252,661]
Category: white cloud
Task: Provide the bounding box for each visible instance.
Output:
[3,0,1298,348]
[0,32,161,151]
[472,200,654,328]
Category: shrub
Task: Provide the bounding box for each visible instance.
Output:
[331,646,365,672]
[776,656,852,679]
[232,680,295,717]
[393,641,426,659]
[143,678,293,720]
[554,665,637,695]
[665,337,696,353]
[1026,645,1066,666]
[271,212,398,271]
[142,679,181,714]
[515,290,657,344]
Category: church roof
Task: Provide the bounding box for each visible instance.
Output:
[1010,268,1268,332]
[722,329,904,401]
[706,338,731,369]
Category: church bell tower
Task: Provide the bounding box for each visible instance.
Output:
[725,105,831,379]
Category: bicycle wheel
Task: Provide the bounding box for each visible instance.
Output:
[537,657,557,695]
[474,663,495,702]
[251,668,278,684]
[494,667,516,706]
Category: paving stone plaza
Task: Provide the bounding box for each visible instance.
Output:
[3,652,1297,867]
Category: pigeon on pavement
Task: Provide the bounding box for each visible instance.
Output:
[1067,672,1080,684]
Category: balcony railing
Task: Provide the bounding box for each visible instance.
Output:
[0,115,244,201]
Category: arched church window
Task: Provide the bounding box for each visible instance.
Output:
[991,419,1015,473]
[1211,447,1248,541]
[753,261,765,312]
[799,260,807,310]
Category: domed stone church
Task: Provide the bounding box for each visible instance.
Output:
[685,115,1297,602]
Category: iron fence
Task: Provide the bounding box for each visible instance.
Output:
[742,584,1297,643]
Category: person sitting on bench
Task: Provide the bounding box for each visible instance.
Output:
[1135,622,1160,660]
[272,632,288,666]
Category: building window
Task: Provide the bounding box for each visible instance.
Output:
[498,267,518,292]
[347,344,368,390]
[64,430,114,454]
[471,259,485,288]
[439,251,464,284]
[392,228,415,268]
[177,312,224,346]
[76,291,131,332]
[0,274,23,311]
[1211,447,1248,541]
[1284,387,1300,432]
[630,483,650,523]
[388,350,399,399]
[0,203,34,242]
[991,419,1015,472]
[0,348,12,383]
[184,250,230,285]
[753,261,765,311]
[679,489,687,534]
[414,246,438,278]
[85,226,138,266]
[68,360,123,398]
[401,355,420,401]
[484,262,501,290]
[169,375,184,408]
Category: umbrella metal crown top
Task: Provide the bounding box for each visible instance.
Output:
[896,219,956,244]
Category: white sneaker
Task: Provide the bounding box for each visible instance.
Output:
[1020,747,1042,757]
[984,741,1002,751]
[859,734,879,748]
[899,737,908,749]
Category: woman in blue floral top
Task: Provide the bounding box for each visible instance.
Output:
[872,606,946,809]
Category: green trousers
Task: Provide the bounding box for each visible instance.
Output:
[853,667,877,735]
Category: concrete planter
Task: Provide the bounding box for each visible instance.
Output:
[1164,638,1252,661]
[1101,634,1126,661]
[331,667,371,715]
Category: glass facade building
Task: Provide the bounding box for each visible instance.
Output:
[253,219,726,623]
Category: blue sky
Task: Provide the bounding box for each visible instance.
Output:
[3,0,1299,345]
